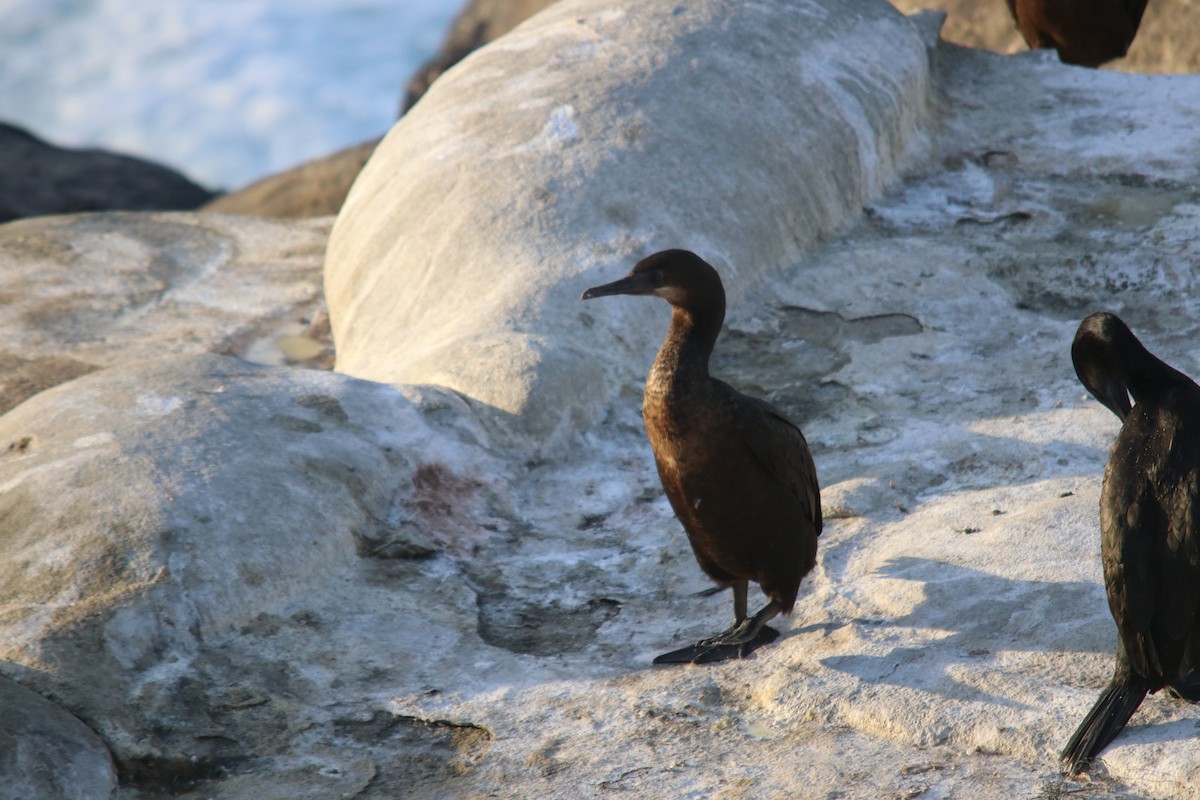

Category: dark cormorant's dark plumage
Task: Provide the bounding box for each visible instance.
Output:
[1061,311,1200,773]
[1005,0,1149,67]
[582,249,822,665]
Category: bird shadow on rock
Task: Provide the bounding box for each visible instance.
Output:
[1119,716,1200,749]
[820,556,1111,708]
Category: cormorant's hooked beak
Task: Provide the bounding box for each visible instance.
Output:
[581,271,659,301]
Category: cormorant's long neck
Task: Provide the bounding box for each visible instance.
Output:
[646,303,723,399]
[1125,345,1194,403]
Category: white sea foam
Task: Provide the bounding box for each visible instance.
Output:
[0,0,457,189]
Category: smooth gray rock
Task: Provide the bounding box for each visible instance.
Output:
[0,676,117,800]
[326,0,933,448]
[0,212,332,412]
[0,122,213,223]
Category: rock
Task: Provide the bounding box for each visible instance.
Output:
[0,354,507,793]
[402,0,559,112]
[0,353,99,416]
[201,138,381,219]
[4,3,1200,798]
[0,212,333,412]
[0,676,117,800]
[326,0,934,448]
[0,122,213,223]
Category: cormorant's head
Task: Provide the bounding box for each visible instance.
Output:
[581,249,725,312]
[1071,311,1135,421]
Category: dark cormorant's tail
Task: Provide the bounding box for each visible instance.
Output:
[1060,680,1149,774]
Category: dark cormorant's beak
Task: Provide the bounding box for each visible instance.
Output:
[581,271,659,301]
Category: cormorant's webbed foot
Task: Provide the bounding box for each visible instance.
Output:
[654,592,783,665]
[653,624,779,665]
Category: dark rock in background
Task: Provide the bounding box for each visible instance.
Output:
[0,122,214,223]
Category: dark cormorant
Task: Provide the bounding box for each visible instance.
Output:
[1061,311,1200,773]
[1005,0,1149,67]
[582,249,822,665]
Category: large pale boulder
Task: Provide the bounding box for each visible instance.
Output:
[0,354,507,788]
[0,676,117,800]
[326,0,934,447]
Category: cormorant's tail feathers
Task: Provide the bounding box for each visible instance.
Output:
[1060,681,1148,775]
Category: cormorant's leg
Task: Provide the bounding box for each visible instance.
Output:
[731,579,748,627]
[697,600,780,648]
[653,582,782,666]
[1167,670,1200,702]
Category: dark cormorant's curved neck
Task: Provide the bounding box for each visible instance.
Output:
[1119,337,1195,404]
[648,303,724,396]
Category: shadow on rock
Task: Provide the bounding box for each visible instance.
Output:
[822,557,1110,706]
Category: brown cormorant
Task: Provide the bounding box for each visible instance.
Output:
[582,249,822,665]
[1061,311,1200,773]
[1006,0,1149,67]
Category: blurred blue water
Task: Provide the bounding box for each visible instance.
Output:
[0,0,458,189]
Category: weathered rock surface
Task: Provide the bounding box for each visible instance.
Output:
[3,3,1200,799]
[326,0,934,447]
[0,353,99,417]
[401,0,559,112]
[0,354,506,795]
[0,675,117,800]
[202,138,380,219]
[0,122,213,224]
[0,211,333,413]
